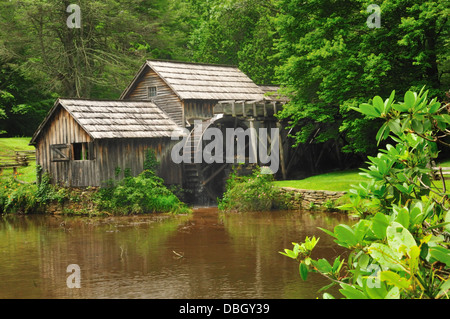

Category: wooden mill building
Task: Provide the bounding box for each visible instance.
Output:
[31,60,289,204]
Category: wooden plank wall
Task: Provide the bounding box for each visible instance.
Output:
[35,107,96,187]
[183,100,216,122]
[96,138,182,186]
[124,67,184,127]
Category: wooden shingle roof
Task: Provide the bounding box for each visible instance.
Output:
[121,60,267,101]
[30,99,185,144]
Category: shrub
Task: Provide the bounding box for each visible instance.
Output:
[282,89,450,299]
[95,170,191,215]
[218,167,282,212]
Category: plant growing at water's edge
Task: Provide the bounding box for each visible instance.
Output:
[95,150,191,215]
[218,166,287,212]
[282,89,450,299]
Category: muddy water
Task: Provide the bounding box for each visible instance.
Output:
[0,208,352,299]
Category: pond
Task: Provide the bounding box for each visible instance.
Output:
[0,207,353,299]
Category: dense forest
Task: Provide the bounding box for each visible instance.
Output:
[0,0,448,163]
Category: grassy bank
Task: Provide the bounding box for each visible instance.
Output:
[273,170,366,192]
[0,138,190,215]
[0,137,36,183]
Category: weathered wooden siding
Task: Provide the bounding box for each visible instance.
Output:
[183,100,216,122]
[96,138,182,186]
[124,67,184,127]
[35,107,96,187]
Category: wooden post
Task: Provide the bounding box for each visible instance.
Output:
[249,119,257,163]
[232,101,236,117]
[277,121,287,180]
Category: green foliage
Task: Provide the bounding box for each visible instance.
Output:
[96,151,190,215]
[189,0,279,84]
[218,166,282,212]
[0,172,66,214]
[0,178,40,214]
[95,171,191,215]
[274,0,449,156]
[282,89,450,299]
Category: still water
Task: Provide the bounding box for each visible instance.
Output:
[0,207,352,299]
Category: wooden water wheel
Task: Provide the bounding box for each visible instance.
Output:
[183,115,254,204]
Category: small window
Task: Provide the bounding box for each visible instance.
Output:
[72,142,93,161]
[148,86,157,99]
[51,144,70,162]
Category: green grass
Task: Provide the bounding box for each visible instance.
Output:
[0,137,36,183]
[274,169,368,192]
[274,158,450,193]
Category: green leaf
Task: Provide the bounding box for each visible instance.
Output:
[387,119,401,135]
[339,284,368,299]
[393,207,410,229]
[429,246,450,267]
[404,91,416,109]
[392,103,411,112]
[334,224,358,247]
[299,262,308,281]
[411,119,424,134]
[376,122,390,144]
[280,249,297,259]
[445,211,450,232]
[358,103,381,118]
[380,271,410,290]
[315,258,333,273]
[373,96,385,114]
[437,278,450,298]
[318,227,337,238]
[365,281,387,299]
[359,254,370,269]
[371,212,389,239]
[385,286,400,299]
[386,222,417,257]
[368,243,404,271]
[428,101,441,114]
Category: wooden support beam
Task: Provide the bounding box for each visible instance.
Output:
[277,121,287,180]
[202,163,228,185]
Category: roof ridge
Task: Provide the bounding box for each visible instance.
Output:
[146,59,238,69]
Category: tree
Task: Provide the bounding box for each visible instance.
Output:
[0,0,197,99]
[189,0,279,85]
[274,0,449,157]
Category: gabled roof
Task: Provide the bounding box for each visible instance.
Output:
[120,60,266,101]
[30,99,185,144]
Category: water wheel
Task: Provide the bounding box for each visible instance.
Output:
[183,115,254,205]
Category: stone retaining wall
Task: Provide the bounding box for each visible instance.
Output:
[279,187,347,210]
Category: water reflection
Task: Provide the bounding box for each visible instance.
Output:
[0,208,352,299]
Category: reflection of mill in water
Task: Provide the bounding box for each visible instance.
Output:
[4,209,352,298]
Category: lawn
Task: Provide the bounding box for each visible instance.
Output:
[274,169,367,192]
[274,158,450,193]
[0,137,36,183]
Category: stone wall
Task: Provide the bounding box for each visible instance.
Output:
[279,187,347,210]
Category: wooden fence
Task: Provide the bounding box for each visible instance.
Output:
[432,166,450,180]
[0,150,36,176]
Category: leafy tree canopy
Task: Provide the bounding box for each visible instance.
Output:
[274,0,449,155]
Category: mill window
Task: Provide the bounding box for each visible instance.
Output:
[72,142,93,161]
[148,86,157,99]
